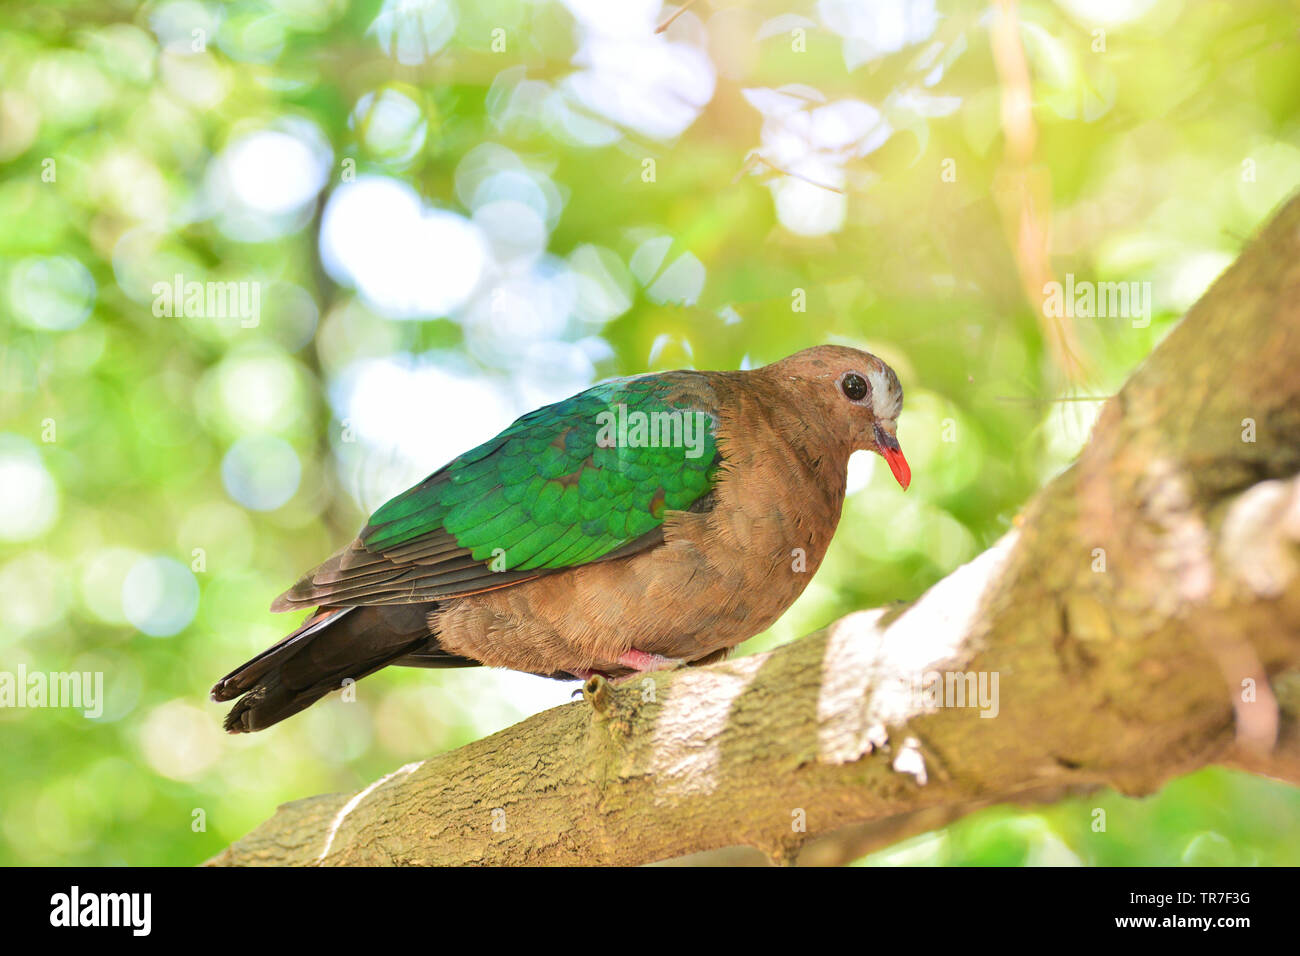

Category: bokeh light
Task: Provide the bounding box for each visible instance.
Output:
[208,120,332,240]
[221,436,302,511]
[121,556,200,637]
[320,176,489,318]
[138,700,223,781]
[370,0,456,65]
[0,436,59,541]
[8,256,96,331]
[352,88,428,166]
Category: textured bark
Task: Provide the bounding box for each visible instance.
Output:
[208,194,1300,867]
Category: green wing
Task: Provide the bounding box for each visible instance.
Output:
[272,375,720,610]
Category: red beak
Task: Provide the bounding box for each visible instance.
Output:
[875,424,910,491]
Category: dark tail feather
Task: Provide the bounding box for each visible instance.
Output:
[211,603,475,734]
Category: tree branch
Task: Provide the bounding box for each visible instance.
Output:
[208,195,1300,867]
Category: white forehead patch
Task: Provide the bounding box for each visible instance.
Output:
[867,368,901,420]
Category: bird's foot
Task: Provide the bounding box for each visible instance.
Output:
[568,668,602,696]
[566,651,682,693]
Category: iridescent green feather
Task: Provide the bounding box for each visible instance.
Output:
[362,379,720,572]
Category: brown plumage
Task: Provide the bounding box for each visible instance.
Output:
[212,345,909,732]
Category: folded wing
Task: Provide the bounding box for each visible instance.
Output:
[272,375,721,611]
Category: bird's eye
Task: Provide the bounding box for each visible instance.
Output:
[841,373,868,401]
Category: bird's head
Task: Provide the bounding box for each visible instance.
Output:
[764,345,910,490]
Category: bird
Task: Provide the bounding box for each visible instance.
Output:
[211,345,910,733]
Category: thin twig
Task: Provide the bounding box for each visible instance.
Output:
[655,0,699,34]
[738,153,846,194]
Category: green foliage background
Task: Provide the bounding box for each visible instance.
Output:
[1,0,1299,866]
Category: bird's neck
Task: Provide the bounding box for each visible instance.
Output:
[757,411,851,525]
[712,375,851,559]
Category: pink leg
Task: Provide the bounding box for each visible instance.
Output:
[566,651,683,689]
[617,649,684,672]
